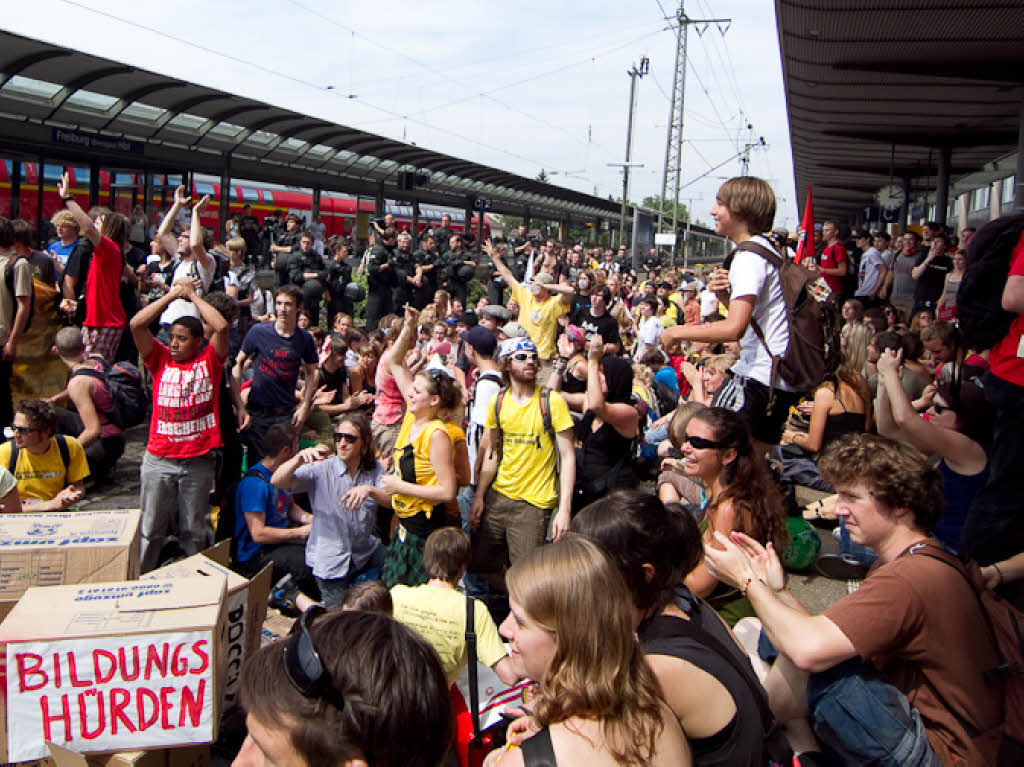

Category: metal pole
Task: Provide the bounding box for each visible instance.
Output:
[10,161,21,219]
[218,154,232,243]
[88,162,100,209]
[683,209,692,269]
[36,156,46,246]
[935,146,951,226]
[619,68,639,249]
[670,22,688,264]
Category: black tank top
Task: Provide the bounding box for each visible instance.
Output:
[639,587,768,767]
[821,395,865,451]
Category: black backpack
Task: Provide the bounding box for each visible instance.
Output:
[70,356,149,429]
[957,213,1024,351]
[8,433,70,480]
[651,378,678,418]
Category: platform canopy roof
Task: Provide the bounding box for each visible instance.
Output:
[0,29,620,222]
[775,0,1024,220]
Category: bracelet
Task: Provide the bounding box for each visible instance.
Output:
[993,562,1004,585]
[740,576,765,597]
[62,195,74,205]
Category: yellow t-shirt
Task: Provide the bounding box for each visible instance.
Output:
[391,584,507,686]
[484,388,573,509]
[510,281,569,360]
[390,411,452,519]
[0,436,89,503]
[443,421,467,518]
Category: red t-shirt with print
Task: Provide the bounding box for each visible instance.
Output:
[84,235,127,328]
[989,231,1024,387]
[144,341,224,459]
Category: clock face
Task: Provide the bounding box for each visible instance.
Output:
[877,184,905,210]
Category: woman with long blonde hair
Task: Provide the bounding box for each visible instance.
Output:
[490,535,690,767]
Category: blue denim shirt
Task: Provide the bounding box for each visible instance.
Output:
[292,455,382,579]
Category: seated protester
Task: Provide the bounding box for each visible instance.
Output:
[233,423,315,595]
[272,413,388,608]
[679,407,789,627]
[0,464,20,512]
[0,398,88,510]
[661,177,801,455]
[573,336,640,511]
[236,609,453,767]
[546,324,588,415]
[52,326,126,484]
[678,353,736,407]
[778,346,872,493]
[876,348,991,554]
[705,434,1002,767]
[573,491,772,767]
[657,402,710,509]
[391,528,519,687]
[866,330,928,400]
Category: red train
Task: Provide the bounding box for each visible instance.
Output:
[0,161,493,242]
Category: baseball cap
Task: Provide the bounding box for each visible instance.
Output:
[533,273,554,285]
[461,325,497,356]
[498,336,537,359]
[500,321,529,338]
[480,304,511,322]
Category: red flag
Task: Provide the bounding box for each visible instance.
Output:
[794,185,814,265]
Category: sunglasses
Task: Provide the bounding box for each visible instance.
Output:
[685,434,725,450]
[283,606,345,710]
[511,352,538,362]
[334,432,360,444]
[11,425,37,434]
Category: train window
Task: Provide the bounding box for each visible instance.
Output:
[2,161,30,182]
[263,191,274,205]
[1003,176,1015,203]
[42,165,63,184]
[242,188,259,203]
[113,173,135,185]
[195,181,216,198]
[74,168,90,187]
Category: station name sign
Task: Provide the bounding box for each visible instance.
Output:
[52,128,144,155]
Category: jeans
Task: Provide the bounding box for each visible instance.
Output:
[964,371,1024,565]
[807,658,942,767]
[139,450,218,572]
[316,545,387,608]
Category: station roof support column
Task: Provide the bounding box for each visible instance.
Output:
[9,160,20,219]
[375,185,385,222]
[411,202,420,238]
[88,161,100,209]
[35,154,44,243]
[218,153,232,243]
[311,184,321,223]
[523,207,531,233]
[935,146,952,226]
[464,198,473,243]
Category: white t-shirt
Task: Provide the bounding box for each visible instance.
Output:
[466,371,502,485]
[637,315,663,356]
[160,256,216,325]
[856,247,886,297]
[728,235,793,391]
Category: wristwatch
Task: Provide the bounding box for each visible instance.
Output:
[62,195,74,206]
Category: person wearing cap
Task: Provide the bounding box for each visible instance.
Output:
[470,336,575,588]
[483,238,574,382]
[479,303,510,334]
[681,283,701,325]
[498,321,528,341]
[460,325,502,520]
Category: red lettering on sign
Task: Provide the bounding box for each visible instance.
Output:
[159,686,176,730]
[16,653,46,692]
[67,652,90,688]
[40,694,71,743]
[179,679,206,728]
[93,649,117,684]
[118,645,140,681]
[53,652,62,689]
[109,687,136,734]
[171,642,188,676]
[78,689,106,739]
[190,639,209,675]
[136,687,160,731]
[144,643,169,680]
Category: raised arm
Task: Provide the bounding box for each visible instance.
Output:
[130,281,186,360]
[584,336,638,438]
[186,282,229,361]
[157,186,189,239]
[190,196,214,272]
[57,171,99,247]
[388,305,420,404]
[483,239,517,289]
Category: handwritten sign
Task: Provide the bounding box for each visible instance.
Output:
[6,632,214,762]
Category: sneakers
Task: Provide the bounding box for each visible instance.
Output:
[268,574,301,617]
[814,554,870,581]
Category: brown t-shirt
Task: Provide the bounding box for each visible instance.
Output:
[825,540,1001,767]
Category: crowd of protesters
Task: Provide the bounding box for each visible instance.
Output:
[0,168,1019,767]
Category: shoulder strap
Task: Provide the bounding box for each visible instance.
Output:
[539,387,553,436]
[55,434,71,480]
[644,612,777,737]
[494,387,508,437]
[729,240,784,271]
[244,467,269,484]
[519,727,557,766]
[7,440,18,474]
[465,595,480,736]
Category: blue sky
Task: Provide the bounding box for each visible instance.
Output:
[4,0,798,229]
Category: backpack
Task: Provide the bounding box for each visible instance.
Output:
[2,257,34,332]
[206,251,231,293]
[7,433,70,482]
[957,213,1024,351]
[651,378,678,418]
[725,240,841,396]
[492,386,559,477]
[70,356,149,429]
[911,543,1024,765]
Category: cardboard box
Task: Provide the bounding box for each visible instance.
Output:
[39,743,210,767]
[141,541,272,712]
[0,509,142,618]
[259,610,295,647]
[0,576,226,764]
